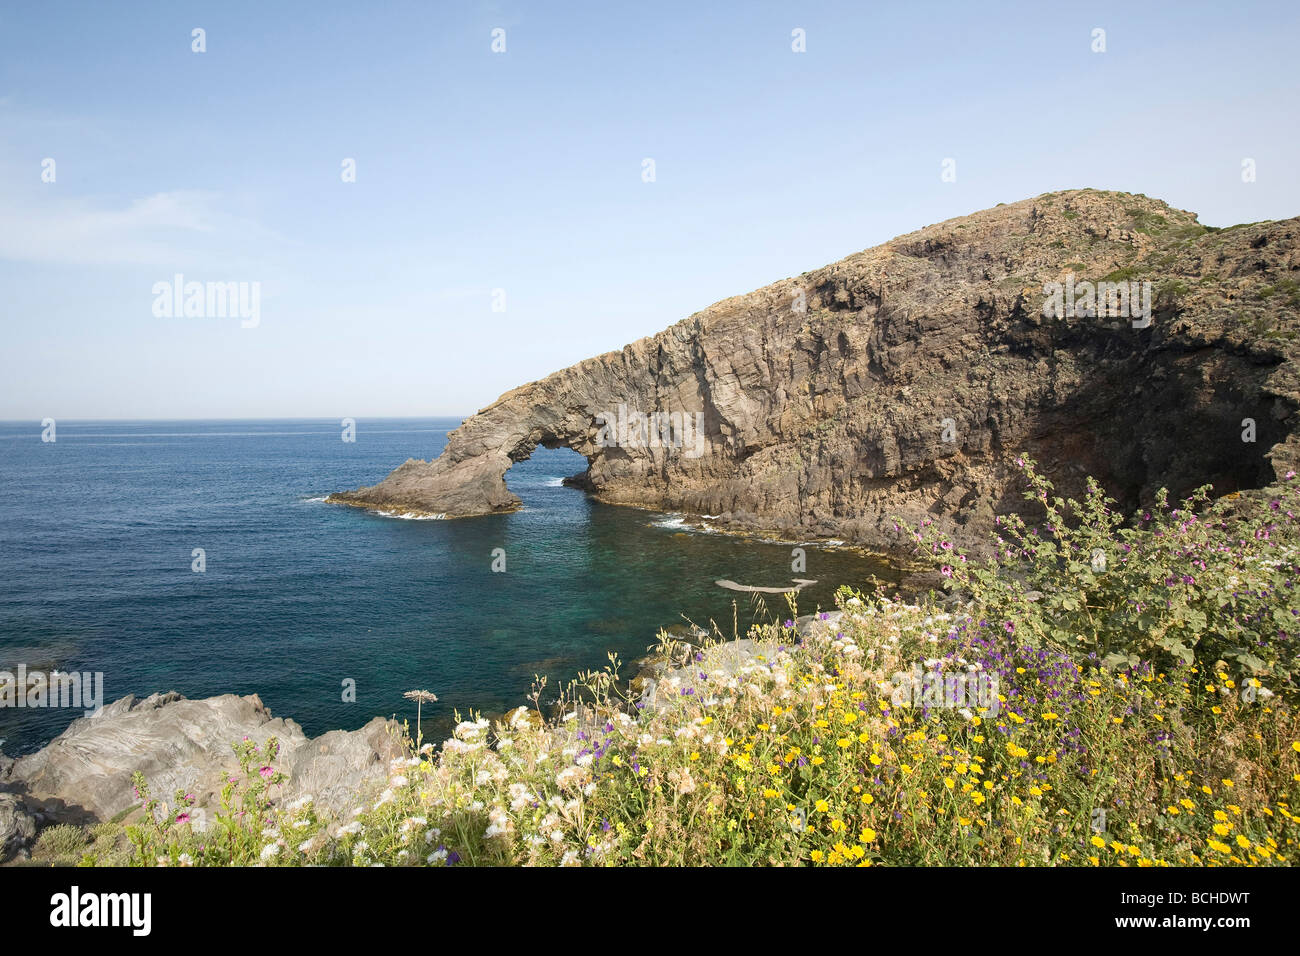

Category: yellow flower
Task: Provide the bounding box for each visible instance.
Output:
[869,754,883,766]
[814,800,830,813]
[810,850,824,863]
[689,752,700,762]
[837,738,852,749]
[1090,835,1106,848]
[860,828,876,843]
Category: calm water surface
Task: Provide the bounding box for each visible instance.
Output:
[0,419,892,751]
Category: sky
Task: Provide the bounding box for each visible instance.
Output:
[1,0,1298,419]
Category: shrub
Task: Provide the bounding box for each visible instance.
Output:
[908,456,1300,691]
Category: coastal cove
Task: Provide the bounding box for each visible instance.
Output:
[0,418,895,754]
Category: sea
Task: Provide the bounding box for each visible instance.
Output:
[0,418,893,753]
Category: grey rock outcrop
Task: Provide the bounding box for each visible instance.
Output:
[0,793,37,861]
[0,692,403,830]
[331,190,1300,551]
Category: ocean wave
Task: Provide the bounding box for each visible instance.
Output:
[545,477,565,487]
[650,514,718,534]
[376,510,447,520]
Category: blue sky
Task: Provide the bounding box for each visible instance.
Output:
[1,0,1297,419]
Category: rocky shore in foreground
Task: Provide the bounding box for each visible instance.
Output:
[0,609,847,864]
[0,691,402,862]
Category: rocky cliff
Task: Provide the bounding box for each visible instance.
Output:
[331,190,1300,550]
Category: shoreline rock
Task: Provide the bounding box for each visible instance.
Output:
[0,691,402,861]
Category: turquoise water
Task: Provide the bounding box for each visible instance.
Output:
[0,419,891,752]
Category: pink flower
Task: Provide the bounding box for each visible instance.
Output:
[259,765,274,779]
[941,565,953,577]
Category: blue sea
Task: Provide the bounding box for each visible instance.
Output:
[0,419,891,753]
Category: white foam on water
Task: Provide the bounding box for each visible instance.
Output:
[545,477,565,487]
[651,514,718,534]
[651,514,690,530]
[376,510,446,520]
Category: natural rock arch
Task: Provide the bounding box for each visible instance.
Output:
[330,190,1300,552]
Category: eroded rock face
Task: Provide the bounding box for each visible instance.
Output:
[0,793,37,861]
[0,692,403,827]
[331,190,1300,550]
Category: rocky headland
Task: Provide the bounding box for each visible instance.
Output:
[0,692,402,861]
[330,189,1300,553]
